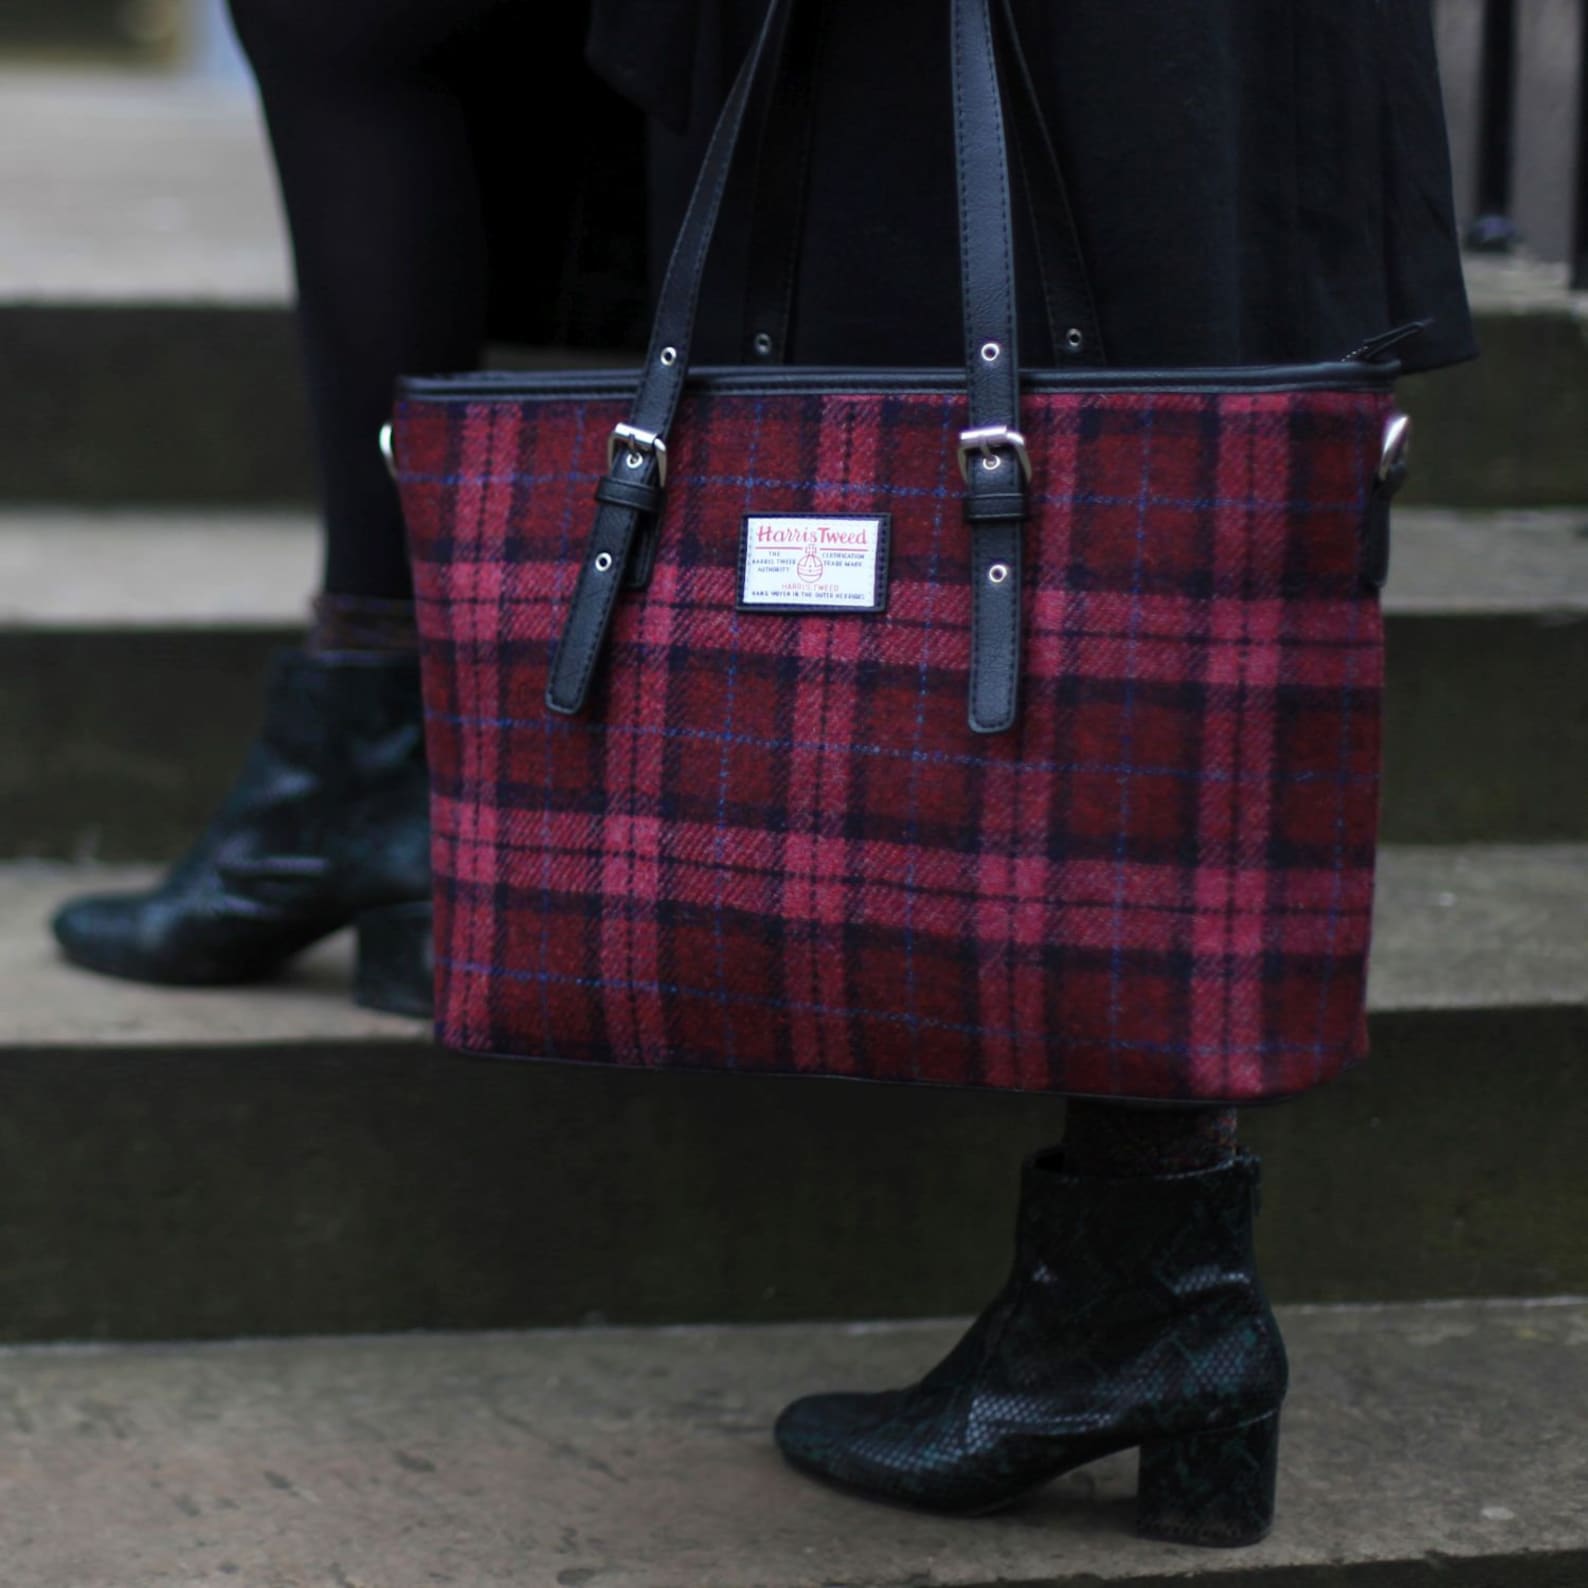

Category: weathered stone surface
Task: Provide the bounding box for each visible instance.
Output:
[0,854,1582,1339]
[6,847,1583,1049]
[0,72,287,303]
[0,1301,1583,1587]
[1398,290,1588,508]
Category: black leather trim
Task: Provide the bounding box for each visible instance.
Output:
[594,474,665,514]
[545,0,800,715]
[950,0,1032,732]
[625,524,660,590]
[545,479,657,715]
[953,0,1022,437]
[402,361,1396,402]
[1362,454,1408,591]
[965,460,1024,733]
[964,486,1030,523]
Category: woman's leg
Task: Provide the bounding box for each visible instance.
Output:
[1060,1102,1240,1176]
[228,0,505,607]
[50,1,514,1004]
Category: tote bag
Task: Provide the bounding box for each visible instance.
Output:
[391,0,1409,1103]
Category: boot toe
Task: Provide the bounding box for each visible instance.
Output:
[51,889,233,983]
[51,892,152,978]
[774,1390,917,1486]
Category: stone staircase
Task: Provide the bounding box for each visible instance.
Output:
[1,67,1585,1588]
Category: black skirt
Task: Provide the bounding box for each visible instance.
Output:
[589,0,1476,374]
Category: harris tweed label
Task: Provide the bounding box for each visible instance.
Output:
[737,514,890,613]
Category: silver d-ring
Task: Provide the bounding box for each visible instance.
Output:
[1379,412,1412,481]
[378,421,397,481]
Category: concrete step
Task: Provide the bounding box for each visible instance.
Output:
[1398,256,1588,509]
[1,846,1583,1342]
[0,1,185,66]
[1,507,1583,859]
[2,71,1586,508]
[0,1299,1584,1587]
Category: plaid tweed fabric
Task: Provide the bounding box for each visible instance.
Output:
[395,383,1390,1102]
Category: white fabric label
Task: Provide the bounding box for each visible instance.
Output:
[737,514,890,613]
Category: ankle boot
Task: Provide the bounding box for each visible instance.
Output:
[774,1151,1287,1547]
[51,650,433,1016]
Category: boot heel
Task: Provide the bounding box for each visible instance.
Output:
[1135,1411,1280,1548]
[354,901,434,1019]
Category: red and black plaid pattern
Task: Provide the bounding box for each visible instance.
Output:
[396,382,1389,1102]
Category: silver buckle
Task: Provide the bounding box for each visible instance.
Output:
[608,423,669,486]
[957,425,1031,483]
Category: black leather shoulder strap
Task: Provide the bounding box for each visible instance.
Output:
[545,0,794,717]
[547,0,1045,733]
[953,0,1026,732]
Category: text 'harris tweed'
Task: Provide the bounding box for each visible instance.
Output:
[396,383,1390,1103]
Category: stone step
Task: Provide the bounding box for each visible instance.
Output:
[0,0,185,66]
[1,846,1583,1343]
[0,1298,1583,1587]
[2,70,1586,508]
[1,507,1583,858]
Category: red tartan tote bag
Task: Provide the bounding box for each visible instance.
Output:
[390,0,1411,1103]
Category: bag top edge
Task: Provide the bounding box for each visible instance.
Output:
[397,361,1398,404]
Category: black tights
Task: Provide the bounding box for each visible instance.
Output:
[229,0,1243,1169]
[228,0,511,599]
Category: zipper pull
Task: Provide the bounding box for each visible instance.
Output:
[1341,320,1432,365]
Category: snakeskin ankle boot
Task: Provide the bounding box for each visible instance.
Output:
[51,650,432,1017]
[774,1150,1287,1547]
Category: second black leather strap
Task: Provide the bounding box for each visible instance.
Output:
[952,0,1028,734]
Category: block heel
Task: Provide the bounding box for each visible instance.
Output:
[1135,1411,1280,1548]
[354,901,434,1019]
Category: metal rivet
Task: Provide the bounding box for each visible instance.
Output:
[980,341,1001,363]
[752,332,774,357]
[981,452,1003,471]
[595,552,614,573]
[1065,327,1085,351]
[660,346,678,366]
[625,450,644,469]
[988,563,1010,585]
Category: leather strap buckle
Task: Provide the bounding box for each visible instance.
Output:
[958,425,1031,483]
[608,423,669,487]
